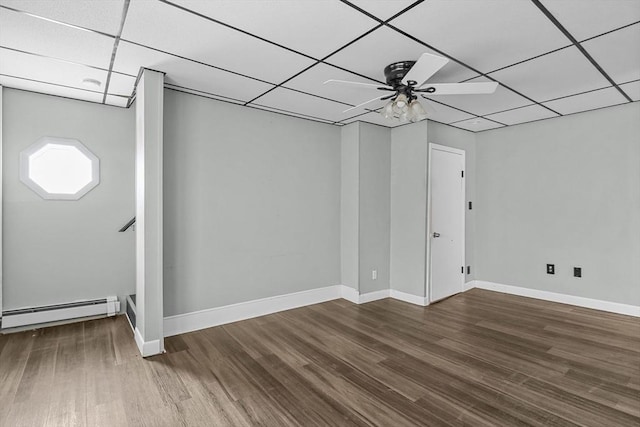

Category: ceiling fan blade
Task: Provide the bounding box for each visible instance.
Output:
[418,82,499,95]
[402,52,449,86]
[324,79,392,90]
[342,95,385,113]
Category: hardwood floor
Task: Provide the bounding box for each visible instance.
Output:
[0,288,638,426]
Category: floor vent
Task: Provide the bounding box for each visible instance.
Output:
[126,294,136,331]
[1,297,120,329]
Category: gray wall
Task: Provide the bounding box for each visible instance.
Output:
[475,102,640,305]
[2,88,135,310]
[358,123,391,293]
[340,124,359,291]
[163,89,341,316]
[389,121,429,296]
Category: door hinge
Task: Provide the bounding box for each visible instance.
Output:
[461,170,464,178]
[461,266,464,274]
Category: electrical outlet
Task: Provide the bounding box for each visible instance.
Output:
[372,270,377,280]
[574,267,581,278]
[547,264,555,275]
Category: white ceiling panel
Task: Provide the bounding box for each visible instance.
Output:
[327,26,478,84]
[170,0,377,59]
[342,111,404,127]
[349,0,416,21]
[107,72,136,97]
[165,84,246,106]
[105,95,129,107]
[425,76,531,116]
[113,41,274,103]
[539,0,640,41]
[582,24,640,85]
[283,63,386,106]
[0,0,126,35]
[249,105,335,124]
[543,86,627,115]
[0,48,108,93]
[484,104,557,126]
[0,74,104,104]
[421,100,474,124]
[252,87,352,123]
[619,80,640,101]
[490,46,611,102]
[451,117,505,132]
[391,0,569,73]
[0,7,114,69]
[121,0,314,84]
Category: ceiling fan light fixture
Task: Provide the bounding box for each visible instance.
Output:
[409,100,428,123]
[381,100,394,119]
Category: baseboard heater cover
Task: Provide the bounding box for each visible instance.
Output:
[1,297,120,329]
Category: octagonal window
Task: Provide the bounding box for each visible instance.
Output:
[20,137,100,200]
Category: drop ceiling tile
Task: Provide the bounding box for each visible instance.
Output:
[113,41,274,103]
[543,86,628,115]
[165,84,245,105]
[451,117,504,132]
[0,0,126,35]
[107,72,136,97]
[170,0,377,59]
[0,7,114,69]
[422,100,474,124]
[326,26,478,84]
[582,24,640,85]
[121,0,314,84]
[425,76,531,116]
[283,63,387,106]
[0,74,104,104]
[249,105,335,124]
[484,104,558,126]
[539,0,640,41]
[0,47,108,93]
[342,111,404,128]
[349,0,416,21]
[105,95,128,107]
[390,0,569,73]
[490,46,611,102]
[251,87,350,123]
[619,80,640,101]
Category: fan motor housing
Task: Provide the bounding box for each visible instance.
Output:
[384,61,416,87]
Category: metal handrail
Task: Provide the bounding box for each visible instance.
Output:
[118,217,136,232]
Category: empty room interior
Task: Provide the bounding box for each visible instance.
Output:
[1,0,639,426]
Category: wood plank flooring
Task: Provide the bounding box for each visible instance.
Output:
[0,288,638,426]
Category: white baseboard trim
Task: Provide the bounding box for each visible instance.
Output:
[134,327,163,357]
[359,289,391,304]
[340,285,360,304]
[390,289,428,306]
[463,280,476,291]
[163,285,443,337]
[471,280,640,317]
[164,285,342,337]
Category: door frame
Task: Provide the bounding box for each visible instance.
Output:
[426,143,466,304]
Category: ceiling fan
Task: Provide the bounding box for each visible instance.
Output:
[324,52,498,123]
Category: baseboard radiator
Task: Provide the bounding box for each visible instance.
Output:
[1,296,120,329]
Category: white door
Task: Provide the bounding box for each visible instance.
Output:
[428,144,465,303]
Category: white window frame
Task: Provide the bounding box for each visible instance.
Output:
[19,136,100,200]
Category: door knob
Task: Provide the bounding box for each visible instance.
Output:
[433,232,441,238]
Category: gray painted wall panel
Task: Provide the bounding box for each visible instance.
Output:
[390,121,429,296]
[358,123,391,293]
[163,89,341,316]
[2,89,135,310]
[475,103,640,305]
[340,124,359,291]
